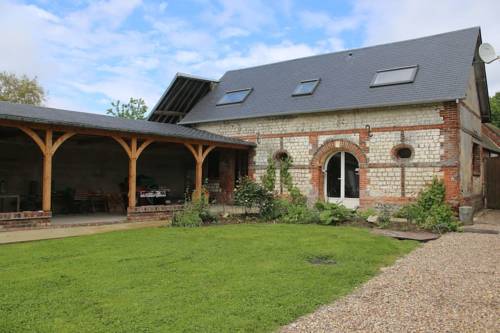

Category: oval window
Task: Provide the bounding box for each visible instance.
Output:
[396,147,412,159]
[274,151,290,162]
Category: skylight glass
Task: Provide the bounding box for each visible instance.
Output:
[370,65,418,87]
[217,88,252,105]
[293,79,320,96]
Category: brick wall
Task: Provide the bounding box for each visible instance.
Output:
[127,205,182,222]
[195,103,460,208]
[0,211,51,229]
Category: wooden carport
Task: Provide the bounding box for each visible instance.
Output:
[0,101,253,226]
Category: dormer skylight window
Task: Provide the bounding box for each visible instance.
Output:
[292,79,320,96]
[370,65,418,87]
[217,88,252,106]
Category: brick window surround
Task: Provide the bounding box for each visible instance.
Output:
[310,139,367,201]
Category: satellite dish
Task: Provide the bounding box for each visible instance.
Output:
[479,43,499,64]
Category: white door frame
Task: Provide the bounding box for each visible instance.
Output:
[323,152,360,209]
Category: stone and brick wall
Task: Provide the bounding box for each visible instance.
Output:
[194,102,464,208]
[127,205,182,222]
[0,211,51,229]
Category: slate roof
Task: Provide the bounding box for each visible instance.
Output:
[179,27,481,124]
[0,101,254,147]
[482,133,500,153]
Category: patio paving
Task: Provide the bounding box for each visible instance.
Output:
[51,213,126,225]
[0,220,166,245]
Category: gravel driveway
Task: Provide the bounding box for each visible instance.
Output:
[281,224,500,332]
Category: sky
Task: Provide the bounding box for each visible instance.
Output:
[1,0,499,115]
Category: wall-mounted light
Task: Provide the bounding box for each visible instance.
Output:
[365,124,373,138]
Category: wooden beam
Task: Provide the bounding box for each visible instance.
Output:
[195,158,203,200]
[183,144,216,200]
[128,137,138,209]
[112,136,132,158]
[42,130,53,212]
[18,126,45,152]
[111,136,154,209]
[16,126,76,212]
[1,118,252,150]
[201,145,216,161]
[195,144,203,199]
[183,143,199,161]
[135,139,154,158]
[51,132,76,155]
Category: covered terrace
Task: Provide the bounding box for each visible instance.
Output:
[0,101,254,229]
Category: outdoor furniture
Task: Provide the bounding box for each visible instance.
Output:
[0,194,20,212]
[73,192,108,213]
[138,189,170,206]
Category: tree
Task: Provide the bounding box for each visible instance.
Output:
[0,71,45,105]
[490,92,500,128]
[106,97,148,120]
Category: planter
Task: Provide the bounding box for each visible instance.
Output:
[459,206,474,225]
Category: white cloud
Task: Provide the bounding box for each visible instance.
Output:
[0,2,54,79]
[174,51,203,64]
[1,0,498,117]
[0,0,159,113]
[299,10,361,35]
[66,0,142,31]
[219,27,250,39]
[201,0,277,33]
[190,41,326,77]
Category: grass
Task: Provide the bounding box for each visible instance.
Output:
[0,224,417,332]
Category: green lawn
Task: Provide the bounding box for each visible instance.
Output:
[0,224,417,332]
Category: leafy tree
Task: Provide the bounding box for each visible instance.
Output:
[490,92,500,128]
[0,71,45,105]
[106,97,148,120]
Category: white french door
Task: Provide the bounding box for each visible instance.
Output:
[324,152,360,209]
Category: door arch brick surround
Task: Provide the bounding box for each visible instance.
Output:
[310,139,368,202]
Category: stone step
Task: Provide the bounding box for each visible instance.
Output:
[372,229,440,241]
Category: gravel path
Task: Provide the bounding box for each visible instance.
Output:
[281,225,500,332]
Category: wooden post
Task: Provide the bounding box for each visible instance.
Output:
[42,130,53,212]
[18,127,75,212]
[129,137,137,209]
[184,143,216,200]
[112,136,154,209]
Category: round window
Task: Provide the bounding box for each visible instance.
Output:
[274,150,290,162]
[397,148,412,159]
[394,146,413,160]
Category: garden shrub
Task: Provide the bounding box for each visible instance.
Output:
[172,194,217,227]
[356,208,377,221]
[315,202,355,225]
[280,201,319,224]
[234,176,274,217]
[172,208,202,227]
[397,177,459,233]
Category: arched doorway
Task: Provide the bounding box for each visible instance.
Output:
[324,152,359,208]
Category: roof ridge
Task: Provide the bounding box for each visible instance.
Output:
[223,27,480,75]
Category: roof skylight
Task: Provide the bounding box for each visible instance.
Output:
[292,79,320,96]
[217,88,252,105]
[370,65,418,87]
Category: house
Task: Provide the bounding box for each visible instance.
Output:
[0,27,499,228]
[148,27,499,210]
